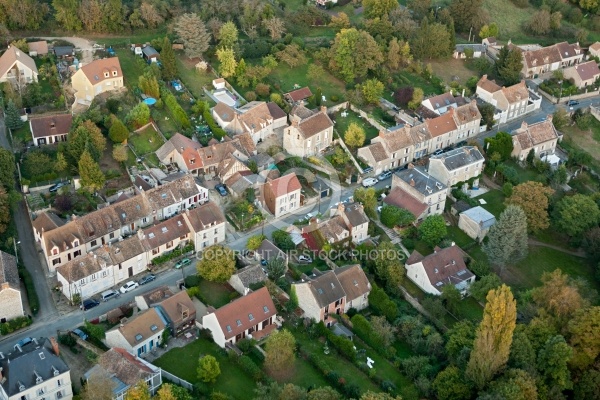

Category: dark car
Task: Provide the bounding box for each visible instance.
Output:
[567,100,579,106]
[14,337,33,350]
[215,184,228,197]
[49,182,68,193]
[81,299,100,310]
[138,274,156,285]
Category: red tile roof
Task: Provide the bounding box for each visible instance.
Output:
[426,111,458,137]
[406,245,474,290]
[285,87,312,102]
[212,287,276,340]
[267,173,302,198]
[570,61,600,81]
[384,187,428,218]
[80,57,122,85]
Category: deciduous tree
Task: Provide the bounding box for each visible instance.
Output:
[445,320,475,366]
[568,306,600,370]
[196,245,236,282]
[466,285,516,389]
[216,47,237,78]
[125,380,150,400]
[81,370,116,400]
[125,102,151,130]
[363,0,399,18]
[0,187,10,235]
[373,241,405,289]
[507,181,554,233]
[484,131,513,160]
[139,2,164,29]
[246,234,265,250]
[394,86,413,106]
[112,145,128,163]
[553,194,600,237]
[478,102,496,130]
[218,21,239,48]
[0,149,15,189]
[386,38,412,70]
[410,19,452,60]
[354,187,377,218]
[264,17,286,40]
[483,205,528,268]
[359,79,384,105]
[276,44,307,68]
[266,258,286,280]
[78,150,105,192]
[417,215,447,247]
[329,12,350,30]
[380,206,415,228]
[68,120,107,162]
[449,0,488,33]
[329,28,383,82]
[441,284,462,314]
[265,329,296,379]
[532,269,587,327]
[485,369,537,400]
[52,0,82,31]
[54,152,67,172]
[433,366,472,400]
[197,355,220,383]
[537,335,573,391]
[408,87,424,110]
[469,273,502,303]
[174,13,211,59]
[527,10,551,35]
[272,229,295,251]
[344,122,366,148]
[479,23,498,39]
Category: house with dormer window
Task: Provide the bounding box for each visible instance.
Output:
[105,308,166,357]
[405,244,475,296]
[212,101,288,144]
[202,287,278,348]
[182,202,226,250]
[0,46,38,86]
[0,337,73,400]
[71,57,123,107]
[29,114,73,146]
[140,215,190,263]
[293,265,370,326]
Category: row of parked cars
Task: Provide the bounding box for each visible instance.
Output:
[79,273,157,310]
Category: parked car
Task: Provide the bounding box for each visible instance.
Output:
[433,149,444,156]
[215,184,228,197]
[49,182,68,193]
[298,255,312,263]
[261,259,268,266]
[362,178,378,187]
[72,328,88,341]
[119,281,139,294]
[174,258,192,269]
[363,167,373,174]
[81,299,100,310]
[138,274,156,285]
[378,171,393,180]
[101,289,120,302]
[304,212,314,221]
[14,337,33,350]
[566,100,579,106]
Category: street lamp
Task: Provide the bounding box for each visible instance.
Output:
[558,80,563,104]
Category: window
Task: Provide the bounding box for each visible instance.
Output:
[52,248,58,255]
[91,274,97,281]
[248,313,254,321]
[236,319,242,326]
[214,228,218,234]
[79,278,85,285]
[152,248,159,255]
[109,232,115,239]
[73,240,79,247]
[91,240,97,247]
[179,235,187,240]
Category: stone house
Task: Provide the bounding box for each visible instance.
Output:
[476,76,541,124]
[563,61,600,89]
[228,264,268,295]
[511,115,561,161]
[105,308,166,357]
[183,202,226,251]
[283,105,334,157]
[520,41,583,78]
[428,146,484,186]
[212,101,288,144]
[0,251,24,322]
[31,211,65,242]
[458,206,496,241]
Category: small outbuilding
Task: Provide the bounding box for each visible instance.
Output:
[458,206,496,241]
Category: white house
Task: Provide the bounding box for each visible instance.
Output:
[283,105,334,157]
[453,44,485,59]
[183,202,226,250]
[228,264,268,295]
[84,348,162,400]
[0,46,38,85]
[0,251,24,323]
[202,287,278,348]
[105,308,166,357]
[0,337,72,400]
[428,146,484,186]
[212,101,288,144]
[29,114,73,146]
[405,244,475,296]
[476,75,542,124]
[263,173,302,218]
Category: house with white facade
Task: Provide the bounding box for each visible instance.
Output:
[32,211,65,242]
[283,105,334,157]
[202,287,278,348]
[293,265,370,326]
[383,166,448,221]
[0,251,24,322]
[422,92,467,115]
[85,348,162,400]
[520,41,583,78]
[212,101,288,144]
[405,244,475,296]
[183,202,226,250]
[105,308,166,357]
[140,214,191,264]
[511,115,561,161]
[328,202,370,244]
[458,206,496,241]
[453,44,485,59]
[29,114,72,146]
[428,146,484,186]
[0,46,38,85]
[0,337,72,400]
[476,75,542,124]
[263,173,302,218]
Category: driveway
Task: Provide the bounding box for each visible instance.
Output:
[37,37,96,64]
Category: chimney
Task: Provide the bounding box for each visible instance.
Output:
[378,130,386,138]
[462,88,465,97]
[50,337,59,356]
[292,118,299,127]
[337,202,345,214]
[0,283,9,290]
[521,121,528,129]
[451,241,455,246]
[482,74,487,81]
[410,179,415,186]
[320,105,327,114]
[546,114,553,121]
[71,214,77,221]
[180,147,184,153]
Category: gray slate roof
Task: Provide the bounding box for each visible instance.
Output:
[1,338,70,397]
[461,206,496,229]
[306,270,347,308]
[256,239,287,262]
[395,167,446,196]
[0,250,19,288]
[342,203,369,227]
[233,264,268,287]
[455,44,485,53]
[430,146,484,171]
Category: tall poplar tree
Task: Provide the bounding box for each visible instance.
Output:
[466,284,517,389]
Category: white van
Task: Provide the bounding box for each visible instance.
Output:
[101,289,120,302]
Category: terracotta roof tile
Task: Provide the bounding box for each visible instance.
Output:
[213,102,235,122]
[184,202,225,232]
[452,101,482,125]
[156,290,196,327]
[569,61,600,81]
[97,348,155,385]
[28,41,48,55]
[477,75,502,93]
[267,102,287,119]
[0,46,37,79]
[80,57,122,85]
[0,250,19,288]
[285,87,312,102]
[32,211,65,235]
[142,214,189,249]
[108,308,165,347]
[513,118,559,149]
[426,112,458,137]
[384,187,428,218]
[406,245,474,290]
[56,252,104,283]
[318,216,349,243]
[523,45,561,68]
[297,111,333,139]
[364,142,388,162]
[211,287,276,340]
[266,173,301,198]
[501,81,529,104]
[334,264,370,301]
[379,126,413,152]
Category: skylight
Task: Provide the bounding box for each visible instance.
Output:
[236,319,242,326]
[457,270,467,276]
[150,325,158,331]
[161,193,167,198]
[148,233,155,239]
[248,313,254,321]
[161,227,168,233]
[135,334,143,341]
[263,306,269,313]
[226,325,232,332]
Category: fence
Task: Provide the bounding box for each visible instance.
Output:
[327,101,349,114]
[160,369,194,390]
[537,87,600,104]
[349,104,387,132]
[591,105,600,122]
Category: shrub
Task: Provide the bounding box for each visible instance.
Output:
[255,83,270,97]
[245,91,257,102]
[58,333,76,347]
[330,95,339,102]
[161,88,191,129]
[0,316,32,335]
[328,332,356,361]
[18,267,39,315]
[351,314,382,348]
[184,274,201,287]
[237,355,264,380]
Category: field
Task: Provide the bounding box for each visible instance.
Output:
[561,120,600,162]
[483,0,533,43]
[128,124,165,156]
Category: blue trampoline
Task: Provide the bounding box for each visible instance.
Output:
[143,98,157,106]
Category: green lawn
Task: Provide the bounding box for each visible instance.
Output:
[266,58,346,104]
[475,189,505,218]
[396,71,442,95]
[333,109,380,144]
[199,279,238,308]
[114,48,145,88]
[508,246,594,290]
[446,226,477,249]
[128,124,164,155]
[482,0,533,42]
[11,124,32,144]
[176,56,217,102]
[288,358,331,389]
[455,296,484,322]
[152,108,179,138]
[153,338,257,399]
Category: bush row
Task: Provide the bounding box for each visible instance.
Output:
[300,346,360,399]
[194,102,227,139]
[161,88,191,130]
[151,243,195,265]
[314,321,356,361]
[350,314,384,349]
[18,267,39,315]
[0,316,32,335]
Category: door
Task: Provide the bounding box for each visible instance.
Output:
[128,266,133,277]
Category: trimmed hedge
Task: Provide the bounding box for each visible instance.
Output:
[315,321,356,361]
[18,267,39,315]
[236,355,264,381]
[161,88,191,129]
[151,243,195,266]
[351,314,383,349]
[0,316,32,335]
